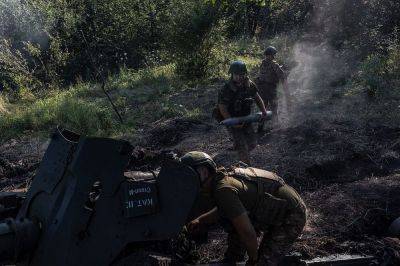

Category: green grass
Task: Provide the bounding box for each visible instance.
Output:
[1,38,312,143]
[0,63,201,143]
[0,89,118,141]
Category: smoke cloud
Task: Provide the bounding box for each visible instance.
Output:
[279,0,355,127]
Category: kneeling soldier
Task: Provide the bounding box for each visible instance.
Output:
[182,151,307,266]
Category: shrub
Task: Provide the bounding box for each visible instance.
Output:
[357,38,400,99]
[171,3,234,80]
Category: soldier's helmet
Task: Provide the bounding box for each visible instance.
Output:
[264,46,277,56]
[181,151,217,174]
[228,61,248,75]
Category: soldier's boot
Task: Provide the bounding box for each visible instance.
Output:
[258,254,280,266]
[223,232,246,264]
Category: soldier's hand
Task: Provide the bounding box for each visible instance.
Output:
[260,111,268,121]
[187,219,201,233]
[233,123,244,129]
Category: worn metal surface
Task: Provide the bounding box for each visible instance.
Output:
[388,216,400,237]
[123,179,159,218]
[191,254,375,266]
[0,218,40,263]
[304,254,376,265]
[0,128,200,266]
[0,192,25,220]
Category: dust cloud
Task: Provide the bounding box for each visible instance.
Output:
[280,0,355,127]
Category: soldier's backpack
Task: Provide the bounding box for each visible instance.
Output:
[230,167,289,227]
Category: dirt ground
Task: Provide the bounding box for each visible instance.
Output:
[132,83,400,263]
[0,83,399,264]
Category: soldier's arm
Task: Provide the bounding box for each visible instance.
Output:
[197,206,219,225]
[231,213,259,262]
[254,93,268,115]
[218,104,231,119]
[218,85,233,119]
[257,60,266,80]
[187,207,219,233]
[214,187,258,260]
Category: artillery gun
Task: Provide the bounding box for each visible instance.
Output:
[0,128,200,266]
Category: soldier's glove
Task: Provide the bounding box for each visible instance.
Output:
[187,219,201,234]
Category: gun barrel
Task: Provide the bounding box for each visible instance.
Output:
[220,111,272,126]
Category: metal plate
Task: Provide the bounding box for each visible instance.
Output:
[123,180,158,218]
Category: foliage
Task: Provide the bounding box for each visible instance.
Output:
[356,36,400,99]
[1,0,400,141]
[312,0,400,56]
[1,0,399,89]
[207,0,312,37]
[0,63,200,142]
[170,2,230,80]
[0,86,118,141]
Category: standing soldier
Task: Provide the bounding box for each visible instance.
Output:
[182,151,307,266]
[256,46,293,132]
[215,61,268,165]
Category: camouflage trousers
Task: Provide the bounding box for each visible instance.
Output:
[225,202,307,265]
[227,124,257,165]
[257,83,278,130]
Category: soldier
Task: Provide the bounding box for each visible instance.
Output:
[256,46,293,132]
[216,61,268,165]
[181,151,307,266]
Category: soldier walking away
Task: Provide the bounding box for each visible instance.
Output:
[256,46,293,133]
[181,151,307,266]
[214,61,268,165]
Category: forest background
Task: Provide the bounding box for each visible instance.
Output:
[0,0,400,142]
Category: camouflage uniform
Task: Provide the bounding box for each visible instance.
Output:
[256,59,286,127]
[217,79,259,164]
[212,168,307,264]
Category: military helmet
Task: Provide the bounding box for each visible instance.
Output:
[228,61,248,75]
[264,46,277,56]
[180,151,217,173]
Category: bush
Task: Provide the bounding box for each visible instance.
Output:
[169,3,235,80]
[356,37,400,99]
[0,0,193,89]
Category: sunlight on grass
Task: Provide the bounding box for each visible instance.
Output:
[0,89,118,141]
[0,95,8,114]
[1,40,285,143]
